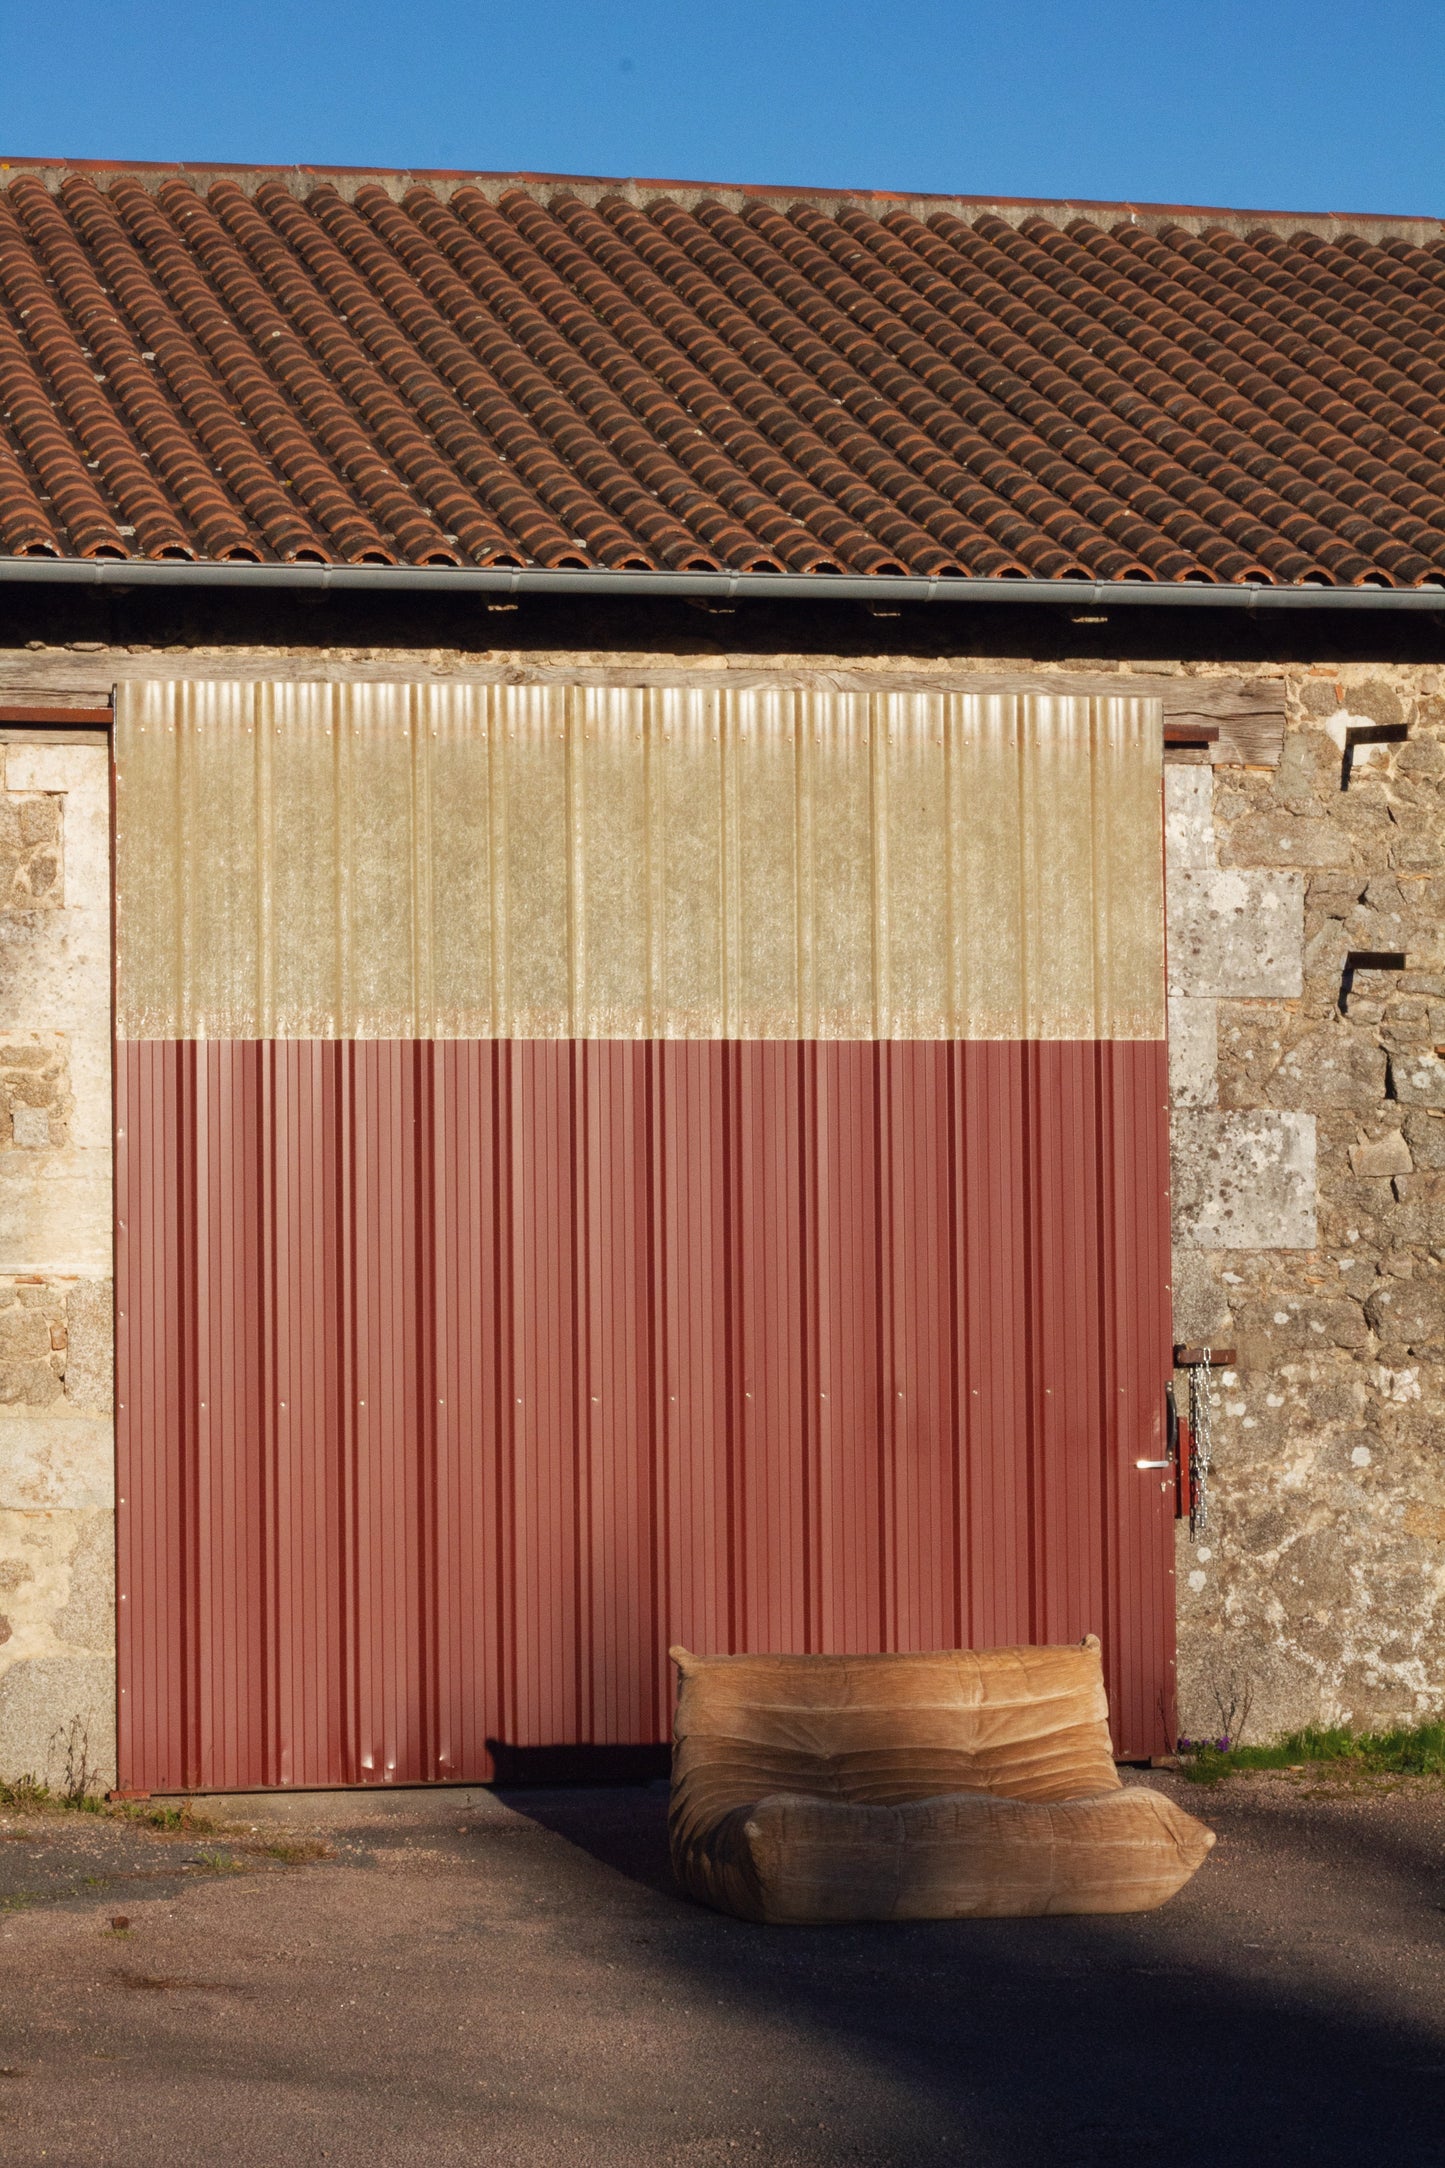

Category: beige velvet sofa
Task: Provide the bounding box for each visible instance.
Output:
[669,1639,1214,1924]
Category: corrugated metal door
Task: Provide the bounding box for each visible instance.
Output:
[115,681,1173,1787]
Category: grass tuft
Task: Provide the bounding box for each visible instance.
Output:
[186,1847,247,1876]
[1179,1719,1445,1784]
[0,1775,216,1836]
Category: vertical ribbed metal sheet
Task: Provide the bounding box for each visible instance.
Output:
[114,680,1173,1789]
[114,680,1165,1045]
[117,1037,1172,1785]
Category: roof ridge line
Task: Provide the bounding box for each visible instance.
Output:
[1,158,1441,244]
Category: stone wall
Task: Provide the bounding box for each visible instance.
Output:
[0,741,114,1791]
[1168,664,1445,1743]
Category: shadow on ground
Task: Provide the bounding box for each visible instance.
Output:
[2,1771,1443,2165]
[499,1772,1445,2165]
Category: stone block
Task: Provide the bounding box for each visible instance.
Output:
[1235,1294,1371,1354]
[1340,682,1406,732]
[66,1031,112,1153]
[4,745,90,793]
[64,1279,113,1413]
[1270,1027,1387,1110]
[0,1289,62,1406]
[1350,1132,1412,1179]
[0,912,111,1034]
[1390,1052,1445,1108]
[50,1510,114,1650]
[0,794,62,911]
[0,1505,89,1652]
[1225,813,1355,867]
[0,1153,113,1276]
[9,1104,49,1148]
[0,1412,114,1509]
[0,1304,54,1362]
[43,748,109,891]
[1164,765,1215,869]
[1168,995,1217,1107]
[1365,1278,1445,1354]
[1344,905,1413,955]
[0,1653,115,1789]
[1172,1109,1317,1249]
[1382,1175,1445,1245]
[1167,868,1304,998]
[1393,834,1441,872]
[1304,919,1352,982]
[1169,1251,1233,1343]
[1308,870,1367,914]
[1273,730,1334,808]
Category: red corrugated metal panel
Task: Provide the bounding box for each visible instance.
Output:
[116,1036,1173,1790]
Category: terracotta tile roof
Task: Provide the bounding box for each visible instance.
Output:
[1,163,1443,589]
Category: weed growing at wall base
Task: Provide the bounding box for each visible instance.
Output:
[0,1774,215,1835]
[1180,1721,1445,1785]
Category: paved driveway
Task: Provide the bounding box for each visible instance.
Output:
[1,1770,1442,2165]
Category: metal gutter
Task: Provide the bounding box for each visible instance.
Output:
[1,556,1444,613]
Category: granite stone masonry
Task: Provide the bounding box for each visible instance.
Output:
[0,790,61,913]
[1170,662,1445,1741]
[0,739,114,1791]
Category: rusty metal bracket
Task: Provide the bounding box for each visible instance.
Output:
[1163,723,1220,748]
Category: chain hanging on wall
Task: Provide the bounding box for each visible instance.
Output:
[1188,1350,1216,1542]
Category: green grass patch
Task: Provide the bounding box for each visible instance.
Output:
[1180,1720,1445,1785]
[0,1775,101,1817]
[0,1776,216,1836]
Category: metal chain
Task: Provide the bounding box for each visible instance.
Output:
[1188,1349,1215,1541]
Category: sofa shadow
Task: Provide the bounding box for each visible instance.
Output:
[496,1778,1445,2167]
[485,1738,670,1788]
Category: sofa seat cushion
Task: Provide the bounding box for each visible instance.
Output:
[675,1783,1216,1923]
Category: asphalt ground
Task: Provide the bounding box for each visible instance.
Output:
[1,1767,1442,2166]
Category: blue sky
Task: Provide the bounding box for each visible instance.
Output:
[2,1,1439,216]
